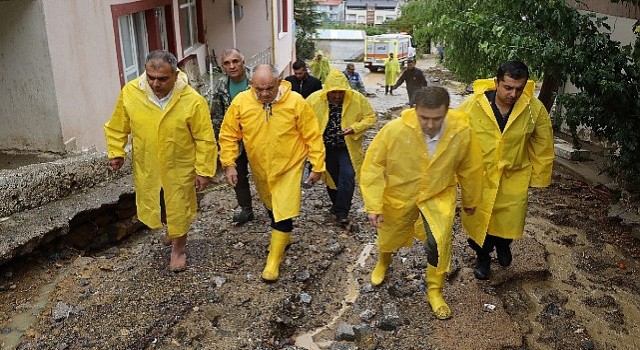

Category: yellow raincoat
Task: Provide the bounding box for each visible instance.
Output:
[218,80,326,222]
[458,78,554,245]
[384,55,400,85]
[104,70,217,237]
[310,50,331,84]
[360,108,483,273]
[306,69,377,186]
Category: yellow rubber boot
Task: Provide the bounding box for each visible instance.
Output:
[261,229,291,282]
[426,264,452,320]
[370,252,392,286]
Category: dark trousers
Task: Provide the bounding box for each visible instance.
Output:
[421,213,439,267]
[235,146,252,208]
[468,234,512,256]
[266,210,293,233]
[325,147,355,218]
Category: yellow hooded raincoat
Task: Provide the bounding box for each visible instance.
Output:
[384,55,400,86]
[104,71,217,237]
[458,78,554,245]
[360,109,483,273]
[306,69,377,186]
[218,80,326,222]
[310,50,331,84]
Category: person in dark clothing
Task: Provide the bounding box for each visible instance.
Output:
[210,48,254,225]
[285,60,323,98]
[391,59,428,106]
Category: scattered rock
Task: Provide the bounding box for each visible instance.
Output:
[335,322,356,341]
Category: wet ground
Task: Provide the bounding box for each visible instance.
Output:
[0,58,639,350]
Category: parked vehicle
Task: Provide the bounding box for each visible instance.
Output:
[364,33,414,72]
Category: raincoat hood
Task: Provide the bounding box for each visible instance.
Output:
[323,69,351,92]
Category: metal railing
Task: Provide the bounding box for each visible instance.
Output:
[245,47,272,68]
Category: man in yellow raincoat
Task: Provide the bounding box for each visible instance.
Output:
[104,50,217,272]
[360,86,483,320]
[310,51,331,84]
[384,52,400,95]
[306,69,376,226]
[458,61,554,280]
[219,64,326,282]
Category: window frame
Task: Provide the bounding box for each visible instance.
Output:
[178,0,204,55]
[111,0,176,87]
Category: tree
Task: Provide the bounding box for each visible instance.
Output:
[399,0,640,186]
[293,0,322,60]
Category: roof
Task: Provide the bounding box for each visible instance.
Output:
[314,0,343,5]
[369,33,411,37]
[314,29,367,40]
[346,0,399,9]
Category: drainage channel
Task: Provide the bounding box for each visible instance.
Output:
[294,243,375,349]
[0,265,71,349]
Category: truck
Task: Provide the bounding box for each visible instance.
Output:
[364,33,415,72]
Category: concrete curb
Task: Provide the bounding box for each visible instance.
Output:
[0,152,134,265]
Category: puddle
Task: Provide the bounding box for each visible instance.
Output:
[294,243,375,349]
[0,267,69,349]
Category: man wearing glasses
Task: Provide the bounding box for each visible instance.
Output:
[218,64,326,282]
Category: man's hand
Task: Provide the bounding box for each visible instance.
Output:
[224,166,238,186]
[195,175,210,192]
[109,157,124,171]
[338,127,354,136]
[304,170,322,186]
[463,207,476,216]
[367,213,384,228]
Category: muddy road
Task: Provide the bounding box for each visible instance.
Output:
[0,60,639,350]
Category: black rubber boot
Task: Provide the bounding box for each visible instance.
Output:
[495,237,513,267]
[385,85,389,95]
[468,238,492,280]
[232,206,254,225]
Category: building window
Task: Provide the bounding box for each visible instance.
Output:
[277,0,289,34]
[111,1,175,86]
[180,0,198,52]
[118,12,148,82]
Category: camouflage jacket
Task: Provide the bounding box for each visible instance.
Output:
[209,66,252,136]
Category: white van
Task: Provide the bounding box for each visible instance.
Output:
[364,33,414,72]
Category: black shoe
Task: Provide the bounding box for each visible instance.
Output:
[337,215,349,226]
[496,241,512,267]
[473,257,491,280]
[232,207,254,225]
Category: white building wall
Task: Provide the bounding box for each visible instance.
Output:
[272,1,295,75]
[203,0,275,69]
[0,0,64,153]
[42,0,127,153]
